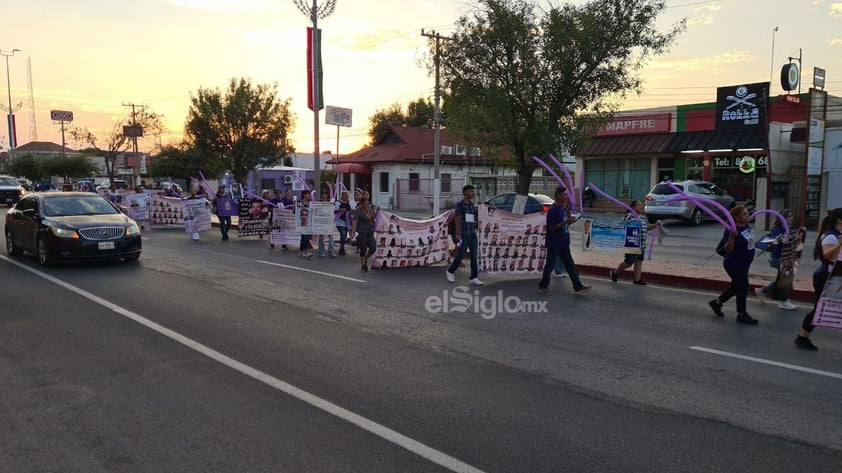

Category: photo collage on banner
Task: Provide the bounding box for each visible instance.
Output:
[183,198,212,234]
[581,217,642,254]
[150,195,186,227]
[296,202,334,235]
[477,205,547,275]
[123,193,151,222]
[812,256,842,329]
[370,210,454,269]
[238,197,270,237]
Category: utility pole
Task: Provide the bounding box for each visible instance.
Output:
[421,29,451,216]
[122,102,143,186]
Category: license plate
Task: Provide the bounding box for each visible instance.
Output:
[98,241,115,250]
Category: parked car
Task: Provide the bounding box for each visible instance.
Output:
[5,192,142,266]
[644,180,735,226]
[0,175,26,206]
[485,192,554,214]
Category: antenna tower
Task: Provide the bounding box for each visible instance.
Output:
[26,56,37,140]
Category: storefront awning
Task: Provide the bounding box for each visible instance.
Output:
[334,163,372,174]
[665,128,766,153]
[578,133,673,156]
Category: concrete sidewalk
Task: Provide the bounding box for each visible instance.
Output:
[209,214,817,303]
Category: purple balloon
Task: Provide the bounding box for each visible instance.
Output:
[548,154,576,207]
[665,181,736,231]
[531,156,567,190]
[664,195,732,230]
[648,227,657,261]
[750,209,790,234]
[587,182,637,217]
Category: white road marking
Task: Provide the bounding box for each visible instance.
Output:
[0,255,484,473]
[256,260,366,283]
[690,346,842,380]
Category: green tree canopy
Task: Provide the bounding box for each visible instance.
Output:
[367,97,436,145]
[4,155,41,182]
[148,143,226,185]
[185,78,295,183]
[4,154,97,182]
[436,0,684,200]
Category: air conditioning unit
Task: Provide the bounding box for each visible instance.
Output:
[455,144,466,156]
[440,145,453,155]
[470,147,481,157]
[283,175,293,184]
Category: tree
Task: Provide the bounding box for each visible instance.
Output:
[148,142,227,186]
[69,108,165,181]
[367,97,436,145]
[41,155,98,179]
[435,0,684,209]
[185,78,295,184]
[4,155,41,182]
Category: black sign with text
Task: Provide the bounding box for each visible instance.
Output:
[716,82,769,129]
[806,175,821,219]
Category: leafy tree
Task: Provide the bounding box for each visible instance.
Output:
[41,155,98,179]
[4,154,42,182]
[367,97,436,145]
[148,143,226,185]
[69,108,165,181]
[435,0,684,207]
[185,78,295,184]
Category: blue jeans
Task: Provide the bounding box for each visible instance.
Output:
[318,234,335,256]
[763,256,781,295]
[337,226,348,252]
[540,245,583,289]
[448,233,478,279]
[553,254,565,275]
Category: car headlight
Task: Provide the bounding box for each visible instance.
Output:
[51,227,80,239]
[125,223,141,236]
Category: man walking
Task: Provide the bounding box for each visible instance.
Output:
[538,187,591,295]
[446,185,483,286]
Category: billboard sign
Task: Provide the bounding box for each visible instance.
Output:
[715,82,769,129]
[325,106,352,127]
[50,110,74,122]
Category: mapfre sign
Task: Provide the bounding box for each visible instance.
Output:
[50,110,74,122]
[596,113,671,136]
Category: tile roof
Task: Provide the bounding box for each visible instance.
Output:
[577,133,673,156]
[14,141,77,153]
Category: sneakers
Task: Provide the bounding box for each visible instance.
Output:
[537,287,551,295]
[553,272,567,278]
[469,278,484,286]
[736,312,759,325]
[633,280,648,286]
[360,264,369,272]
[708,299,724,317]
[609,269,618,283]
[794,335,818,351]
[574,285,592,295]
[754,287,767,304]
[778,300,797,311]
[446,271,455,283]
[339,249,346,256]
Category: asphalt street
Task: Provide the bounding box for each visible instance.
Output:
[1,215,841,473]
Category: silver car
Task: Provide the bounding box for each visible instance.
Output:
[644,180,735,226]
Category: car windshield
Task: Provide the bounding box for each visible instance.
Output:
[0,177,19,186]
[651,184,683,195]
[43,196,120,217]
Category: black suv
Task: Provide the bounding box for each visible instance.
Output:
[0,175,25,206]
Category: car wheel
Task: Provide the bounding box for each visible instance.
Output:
[124,253,140,262]
[37,237,56,267]
[5,230,23,256]
[688,208,703,226]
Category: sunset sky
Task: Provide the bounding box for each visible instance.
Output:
[2,0,841,159]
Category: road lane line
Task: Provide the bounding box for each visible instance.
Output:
[690,346,842,380]
[256,260,366,283]
[0,256,483,473]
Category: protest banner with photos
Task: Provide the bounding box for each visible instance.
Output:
[238,198,270,237]
[370,210,454,269]
[123,192,151,222]
[477,205,547,275]
[812,262,842,330]
[215,195,238,217]
[183,198,212,234]
[270,206,342,247]
[582,217,642,254]
[150,195,186,227]
[296,201,334,235]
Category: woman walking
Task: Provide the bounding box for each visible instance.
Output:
[609,200,660,285]
[351,191,378,272]
[794,208,842,351]
[709,205,759,324]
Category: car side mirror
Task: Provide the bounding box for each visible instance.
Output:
[118,205,129,214]
[22,208,36,216]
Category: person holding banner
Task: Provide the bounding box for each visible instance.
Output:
[298,190,313,258]
[538,187,591,295]
[708,206,759,325]
[213,186,234,240]
[754,210,799,310]
[317,191,336,258]
[446,185,483,286]
[335,191,353,255]
[610,200,660,286]
[351,191,378,272]
[795,208,842,351]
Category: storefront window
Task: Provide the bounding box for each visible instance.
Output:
[687,158,704,180]
[585,158,652,199]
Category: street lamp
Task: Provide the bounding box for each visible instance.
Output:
[1,48,21,161]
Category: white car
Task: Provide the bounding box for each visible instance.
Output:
[644,180,735,226]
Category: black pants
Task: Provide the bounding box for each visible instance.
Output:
[539,246,583,289]
[218,215,231,238]
[719,264,749,314]
[802,271,830,333]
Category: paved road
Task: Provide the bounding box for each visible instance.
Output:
[1,218,840,472]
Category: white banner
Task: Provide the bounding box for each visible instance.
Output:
[477,205,547,275]
[183,198,212,234]
[150,195,186,227]
[370,210,454,269]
